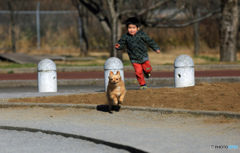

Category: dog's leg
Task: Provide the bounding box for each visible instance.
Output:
[109,95,118,112]
[111,95,118,105]
[107,96,112,112]
[109,102,112,112]
[118,90,126,105]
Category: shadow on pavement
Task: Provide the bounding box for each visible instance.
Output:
[96,105,121,113]
[0,126,147,153]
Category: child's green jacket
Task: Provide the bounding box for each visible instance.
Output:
[116,30,159,63]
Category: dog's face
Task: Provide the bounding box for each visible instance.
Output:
[108,71,121,85]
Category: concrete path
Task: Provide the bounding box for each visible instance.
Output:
[0,107,239,153]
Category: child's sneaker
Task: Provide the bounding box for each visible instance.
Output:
[140,85,148,90]
[143,72,150,79]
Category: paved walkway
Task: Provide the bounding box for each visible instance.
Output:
[0,107,239,153]
[0,70,240,80]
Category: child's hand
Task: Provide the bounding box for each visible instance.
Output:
[156,49,160,53]
[115,43,120,49]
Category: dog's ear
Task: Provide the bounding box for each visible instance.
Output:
[116,71,120,76]
[109,71,114,76]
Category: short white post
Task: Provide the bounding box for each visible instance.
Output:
[174,55,195,88]
[104,57,124,92]
[38,59,57,92]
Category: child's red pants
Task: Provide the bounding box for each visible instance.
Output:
[132,60,152,86]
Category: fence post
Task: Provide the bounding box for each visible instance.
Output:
[36,1,40,49]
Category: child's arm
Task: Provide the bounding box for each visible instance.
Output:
[141,32,160,53]
[115,43,121,49]
[115,34,126,50]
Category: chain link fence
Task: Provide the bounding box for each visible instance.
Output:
[0,1,83,54]
[0,0,223,55]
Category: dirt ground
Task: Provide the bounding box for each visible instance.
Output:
[8,82,240,113]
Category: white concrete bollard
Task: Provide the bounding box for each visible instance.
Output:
[104,57,124,92]
[38,59,57,92]
[174,55,195,88]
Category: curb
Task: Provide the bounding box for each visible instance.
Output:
[0,102,239,119]
[0,77,239,87]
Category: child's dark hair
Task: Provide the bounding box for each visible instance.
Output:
[125,17,140,28]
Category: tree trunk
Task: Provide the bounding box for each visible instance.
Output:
[7,0,16,53]
[108,0,122,59]
[116,19,123,60]
[76,3,89,56]
[110,18,123,60]
[110,17,118,57]
[80,5,89,56]
[219,0,239,62]
[193,22,199,56]
[193,8,200,56]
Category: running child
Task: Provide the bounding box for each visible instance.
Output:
[115,17,160,89]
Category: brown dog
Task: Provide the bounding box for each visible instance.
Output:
[107,71,126,112]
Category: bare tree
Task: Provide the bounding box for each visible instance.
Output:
[76,0,226,61]
[146,8,220,28]
[75,1,107,56]
[76,0,128,59]
[107,0,122,57]
[192,7,200,56]
[77,1,111,35]
[184,0,202,56]
[180,0,221,56]
[119,0,221,55]
[219,0,239,62]
[72,0,89,56]
[76,0,172,59]
[142,0,221,56]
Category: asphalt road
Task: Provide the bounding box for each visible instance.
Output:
[0,107,239,153]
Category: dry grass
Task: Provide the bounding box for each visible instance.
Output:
[2,46,240,67]
[52,46,240,66]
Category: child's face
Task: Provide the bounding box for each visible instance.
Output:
[128,24,139,36]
